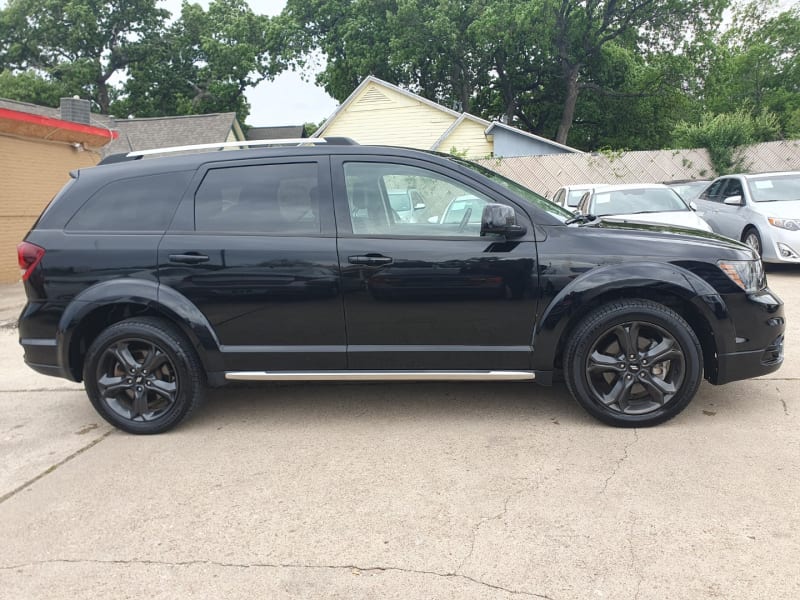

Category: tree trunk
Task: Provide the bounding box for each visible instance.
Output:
[556,64,580,145]
[97,80,111,114]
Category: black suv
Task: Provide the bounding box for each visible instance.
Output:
[17,140,785,433]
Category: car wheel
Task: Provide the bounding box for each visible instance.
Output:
[742,227,762,256]
[564,299,702,427]
[83,317,205,434]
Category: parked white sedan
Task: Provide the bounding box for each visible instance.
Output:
[576,183,713,232]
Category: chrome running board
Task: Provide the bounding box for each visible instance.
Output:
[225,370,536,382]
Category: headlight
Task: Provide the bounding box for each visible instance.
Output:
[717,259,765,293]
[768,217,800,231]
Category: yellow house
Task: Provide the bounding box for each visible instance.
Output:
[313,76,579,159]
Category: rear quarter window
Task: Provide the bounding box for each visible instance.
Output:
[65,172,191,232]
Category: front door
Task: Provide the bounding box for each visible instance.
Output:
[331,156,540,371]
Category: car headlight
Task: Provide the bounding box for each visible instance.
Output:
[717,259,766,293]
[768,217,800,231]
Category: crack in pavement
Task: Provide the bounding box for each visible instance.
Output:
[600,429,639,496]
[455,473,554,577]
[627,518,643,600]
[0,430,113,505]
[0,558,554,598]
[777,386,789,416]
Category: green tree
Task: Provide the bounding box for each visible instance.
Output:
[278,0,727,149]
[0,0,168,113]
[704,2,800,138]
[113,0,279,123]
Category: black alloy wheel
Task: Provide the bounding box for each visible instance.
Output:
[84,318,204,434]
[565,299,703,427]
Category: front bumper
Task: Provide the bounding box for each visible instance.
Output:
[712,286,785,384]
[715,333,784,384]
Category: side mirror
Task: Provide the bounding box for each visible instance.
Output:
[427,215,440,224]
[724,195,743,206]
[480,204,526,237]
[690,201,698,211]
[413,202,426,211]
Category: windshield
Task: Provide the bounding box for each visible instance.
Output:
[591,188,689,216]
[387,191,412,212]
[443,155,573,222]
[748,174,800,202]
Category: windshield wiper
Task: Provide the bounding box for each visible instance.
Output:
[565,213,597,225]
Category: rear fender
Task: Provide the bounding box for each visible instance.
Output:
[57,279,223,380]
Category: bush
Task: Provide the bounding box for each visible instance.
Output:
[672,109,781,175]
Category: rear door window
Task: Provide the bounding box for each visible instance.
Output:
[194,163,320,234]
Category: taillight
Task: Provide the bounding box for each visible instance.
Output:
[17,241,45,281]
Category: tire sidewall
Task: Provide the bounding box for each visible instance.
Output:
[83,320,200,434]
[566,302,703,427]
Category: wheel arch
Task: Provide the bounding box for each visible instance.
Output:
[57,279,223,383]
[532,262,727,381]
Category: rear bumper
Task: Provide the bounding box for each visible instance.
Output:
[19,337,76,380]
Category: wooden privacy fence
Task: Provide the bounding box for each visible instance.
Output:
[477,139,800,198]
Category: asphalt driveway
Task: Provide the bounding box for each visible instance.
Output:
[1,269,798,599]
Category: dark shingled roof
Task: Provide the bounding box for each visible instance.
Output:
[103,113,241,157]
[0,99,242,156]
[246,125,307,140]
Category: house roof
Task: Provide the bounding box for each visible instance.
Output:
[246,125,307,140]
[0,99,243,155]
[103,112,243,156]
[0,106,117,146]
[312,75,579,154]
[484,121,581,154]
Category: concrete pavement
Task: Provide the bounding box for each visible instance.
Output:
[1,270,798,599]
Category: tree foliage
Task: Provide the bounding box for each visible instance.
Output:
[0,0,169,113]
[703,2,800,139]
[674,109,782,175]
[113,0,279,123]
[278,0,727,148]
[0,0,280,123]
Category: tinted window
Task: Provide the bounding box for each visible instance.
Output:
[66,172,189,232]
[195,163,320,234]
[723,179,744,198]
[701,179,727,202]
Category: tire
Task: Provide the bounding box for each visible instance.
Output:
[742,227,762,257]
[564,299,703,427]
[83,317,205,434]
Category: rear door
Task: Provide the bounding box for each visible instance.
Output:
[158,156,346,372]
[332,155,540,371]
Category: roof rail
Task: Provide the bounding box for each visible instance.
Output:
[127,136,358,158]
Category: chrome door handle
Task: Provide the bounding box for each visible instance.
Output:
[348,255,393,265]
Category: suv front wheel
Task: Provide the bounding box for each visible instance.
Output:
[83,317,205,434]
[564,299,703,427]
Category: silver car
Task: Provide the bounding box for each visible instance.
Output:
[576,183,713,231]
[694,172,800,263]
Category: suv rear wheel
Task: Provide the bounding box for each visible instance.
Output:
[564,299,703,427]
[83,317,205,434]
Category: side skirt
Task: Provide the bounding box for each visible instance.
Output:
[225,370,537,382]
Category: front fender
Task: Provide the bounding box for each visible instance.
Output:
[57,279,223,380]
[531,262,732,371]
